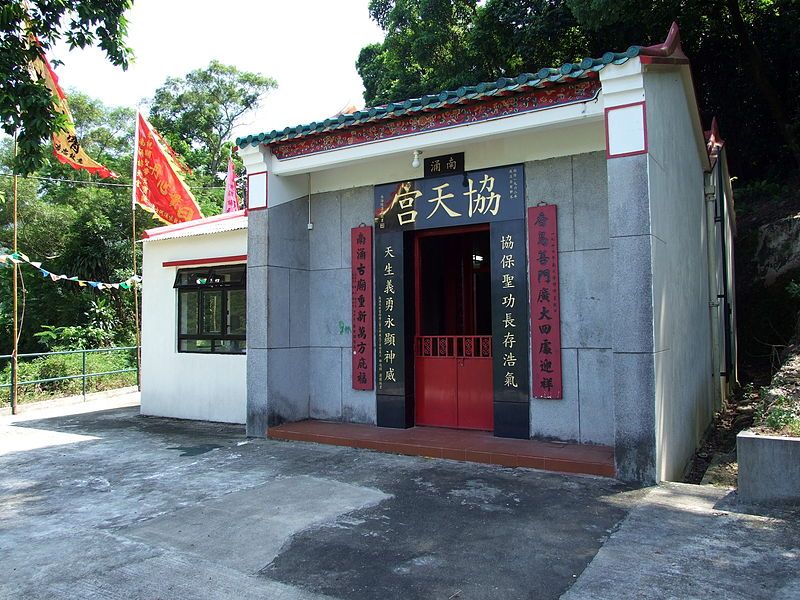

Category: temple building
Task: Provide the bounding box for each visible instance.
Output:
[141,25,736,484]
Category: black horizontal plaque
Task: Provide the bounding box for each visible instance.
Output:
[375,164,524,232]
[424,152,464,177]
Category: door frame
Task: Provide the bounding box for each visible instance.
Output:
[413,223,492,429]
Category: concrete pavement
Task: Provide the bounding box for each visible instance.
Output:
[0,398,797,599]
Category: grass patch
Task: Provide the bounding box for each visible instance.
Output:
[755,392,800,437]
[753,347,800,437]
[0,349,137,406]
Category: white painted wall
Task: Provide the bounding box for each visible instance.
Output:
[645,69,715,481]
[249,117,607,207]
[141,229,247,424]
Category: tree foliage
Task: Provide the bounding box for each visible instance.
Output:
[357,0,800,181]
[149,61,276,178]
[148,61,276,217]
[0,92,139,355]
[0,0,133,174]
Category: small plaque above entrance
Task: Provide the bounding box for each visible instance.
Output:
[423,152,464,178]
[375,164,524,231]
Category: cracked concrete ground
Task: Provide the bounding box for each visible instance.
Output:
[1,395,798,599]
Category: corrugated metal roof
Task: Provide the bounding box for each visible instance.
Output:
[142,210,247,242]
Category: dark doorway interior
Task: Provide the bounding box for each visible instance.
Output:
[417,228,491,336]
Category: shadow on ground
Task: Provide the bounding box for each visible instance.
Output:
[1,406,641,600]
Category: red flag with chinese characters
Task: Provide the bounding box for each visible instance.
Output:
[32,54,118,179]
[134,113,203,225]
[223,158,240,213]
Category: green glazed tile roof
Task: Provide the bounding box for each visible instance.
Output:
[236,46,643,149]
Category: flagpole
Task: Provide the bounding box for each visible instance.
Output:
[131,113,141,390]
[11,132,19,415]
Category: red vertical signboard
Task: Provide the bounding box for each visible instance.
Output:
[528,205,562,398]
[351,226,374,390]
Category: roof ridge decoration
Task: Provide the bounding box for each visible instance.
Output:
[639,21,685,59]
[237,23,686,156]
[705,116,724,164]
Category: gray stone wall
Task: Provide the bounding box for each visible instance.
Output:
[525,152,615,447]
[307,186,377,424]
[246,185,380,432]
[607,152,658,484]
[246,208,270,436]
[246,198,312,434]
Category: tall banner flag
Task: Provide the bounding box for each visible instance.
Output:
[134,112,204,225]
[223,157,240,213]
[32,54,119,179]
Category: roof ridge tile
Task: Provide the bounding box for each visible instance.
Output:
[235,42,655,148]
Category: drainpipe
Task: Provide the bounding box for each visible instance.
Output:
[704,171,723,412]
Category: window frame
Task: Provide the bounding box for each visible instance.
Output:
[174,264,246,355]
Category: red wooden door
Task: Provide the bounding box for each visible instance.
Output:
[455,336,493,430]
[415,337,458,427]
[415,336,493,430]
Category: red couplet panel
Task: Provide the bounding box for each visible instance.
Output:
[528,205,563,398]
[351,226,374,390]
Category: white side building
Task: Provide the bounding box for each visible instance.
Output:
[140,210,248,424]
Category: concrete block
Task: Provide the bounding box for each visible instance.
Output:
[266,347,309,425]
[310,190,342,270]
[578,349,614,445]
[525,156,574,251]
[608,154,651,238]
[246,347,269,437]
[737,431,800,506]
[340,186,374,268]
[531,348,579,442]
[246,265,268,350]
[611,235,655,353]
[247,209,268,268]
[558,248,612,349]
[309,268,351,348]
[266,267,290,349]
[613,352,656,484]
[309,347,342,420]
[268,197,309,270]
[572,152,609,251]
[289,268,310,347]
[341,348,377,424]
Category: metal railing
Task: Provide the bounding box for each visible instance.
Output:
[0,346,139,406]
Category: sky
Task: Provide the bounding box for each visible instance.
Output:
[50,0,384,140]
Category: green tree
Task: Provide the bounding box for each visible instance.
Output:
[357,0,800,181]
[0,0,133,174]
[357,0,480,106]
[0,92,139,355]
[568,0,800,171]
[149,61,276,177]
[148,61,276,216]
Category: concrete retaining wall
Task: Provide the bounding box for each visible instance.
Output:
[737,431,800,505]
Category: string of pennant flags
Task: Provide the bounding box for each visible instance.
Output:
[0,251,141,291]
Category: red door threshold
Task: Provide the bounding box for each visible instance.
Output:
[268,420,615,478]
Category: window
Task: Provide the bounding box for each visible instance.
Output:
[174,265,246,354]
